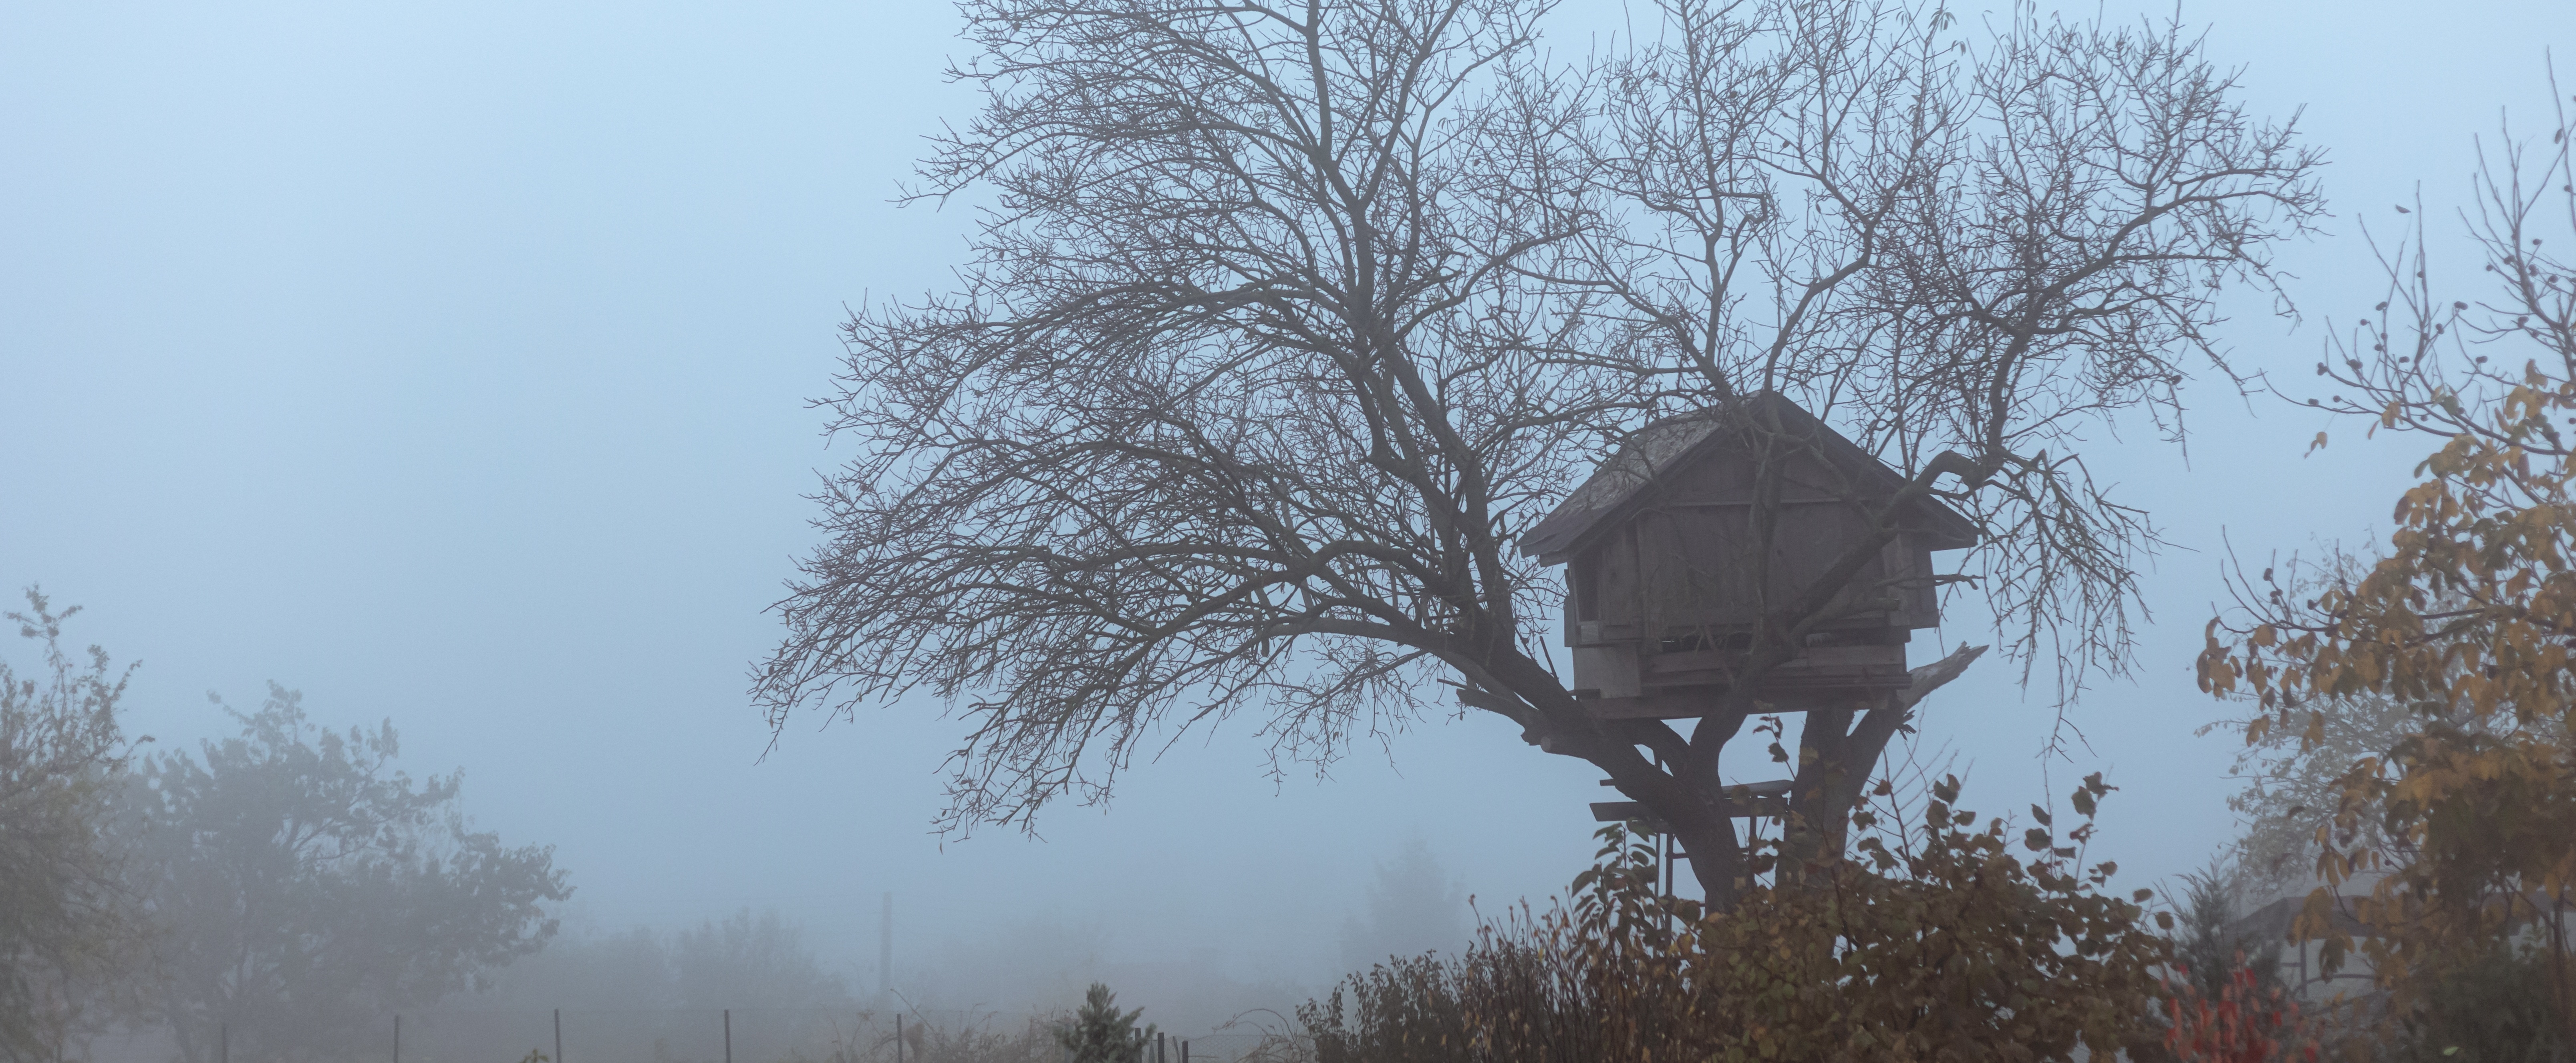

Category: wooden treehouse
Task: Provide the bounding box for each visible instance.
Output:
[1520,394,1978,835]
[1520,393,1978,722]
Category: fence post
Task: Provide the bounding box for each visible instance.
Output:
[554,1007,562,1063]
[724,1009,733,1063]
[393,1015,400,1063]
[896,1014,904,1063]
[219,1023,227,1063]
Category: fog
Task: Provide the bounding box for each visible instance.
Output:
[4,0,2571,1041]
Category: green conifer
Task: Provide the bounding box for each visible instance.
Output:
[1055,982,1153,1063]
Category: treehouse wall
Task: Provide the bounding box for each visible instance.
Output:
[1561,445,1942,646]
[1521,397,1977,711]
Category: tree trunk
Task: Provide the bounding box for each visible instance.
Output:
[1607,644,1986,908]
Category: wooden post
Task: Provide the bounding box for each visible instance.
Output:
[895,1014,904,1063]
[220,1023,227,1063]
[723,1009,732,1063]
[554,1008,562,1063]
[393,1015,400,1063]
[1656,754,1674,909]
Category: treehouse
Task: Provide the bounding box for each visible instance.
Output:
[1520,393,1977,720]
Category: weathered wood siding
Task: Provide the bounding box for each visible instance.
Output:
[1566,442,1940,645]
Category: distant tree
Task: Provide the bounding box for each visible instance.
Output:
[758,0,2324,907]
[0,590,144,1062]
[477,912,853,1014]
[2205,555,2565,913]
[2199,72,2576,1045]
[475,926,677,1012]
[1339,835,1467,973]
[901,915,1114,1017]
[2163,861,2282,1004]
[2208,618,2419,901]
[120,687,569,1063]
[671,908,852,1013]
[1055,983,1151,1063]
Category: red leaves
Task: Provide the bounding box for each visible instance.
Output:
[2163,960,2320,1063]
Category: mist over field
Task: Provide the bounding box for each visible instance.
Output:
[6,0,2575,1057]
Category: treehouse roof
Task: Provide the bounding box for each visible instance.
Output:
[1518,392,1979,565]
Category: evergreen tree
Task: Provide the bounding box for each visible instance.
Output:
[1338,835,1467,973]
[1055,983,1151,1063]
[2167,862,2282,1001]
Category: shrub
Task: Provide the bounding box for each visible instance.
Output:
[2396,946,2568,1063]
[1300,774,2172,1062]
[2162,957,2322,1063]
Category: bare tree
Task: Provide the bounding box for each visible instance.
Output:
[756,0,2322,907]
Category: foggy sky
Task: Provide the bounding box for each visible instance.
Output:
[5,0,2572,1021]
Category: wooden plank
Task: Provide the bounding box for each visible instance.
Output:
[1734,795,1789,817]
[1642,644,1905,674]
[1596,779,1792,799]
[1636,668,1905,690]
[1639,670,1908,693]
[1585,691,1726,720]
[1587,674,1899,717]
[1599,526,1641,630]
[1572,621,1645,645]
[1591,796,1785,822]
[1590,801,1659,822]
[1885,534,1940,629]
[1607,644,1910,703]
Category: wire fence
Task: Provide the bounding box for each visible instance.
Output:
[80,1010,1289,1063]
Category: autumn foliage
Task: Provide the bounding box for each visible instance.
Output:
[2197,77,2576,1043]
[1302,775,2171,1063]
[2161,959,2320,1063]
